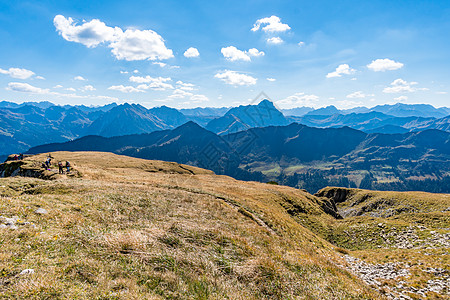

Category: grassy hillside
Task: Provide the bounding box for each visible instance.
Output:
[1,153,448,299]
[0,152,376,299]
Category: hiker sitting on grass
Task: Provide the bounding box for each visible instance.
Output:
[65,161,71,173]
[58,161,64,174]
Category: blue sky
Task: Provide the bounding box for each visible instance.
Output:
[0,0,449,108]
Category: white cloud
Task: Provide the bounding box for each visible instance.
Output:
[81,85,96,91]
[133,69,139,73]
[129,75,173,90]
[367,58,404,72]
[166,88,209,103]
[266,37,283,44]
[266,78,276,82]
[347,91,374,99]
[0,67,35,79]
[53,85,63,88]
[153,62,167,67]
[190,94,209,103]
[54,15,120,47]
[247,48,265,57]
[252,15,291,33]
[221,46,264,61]
[108,85,144,93]
[35,76,45,80]
[109,29,173,61]
[120,71,129,74]
[168,89,193,99]
[184,47,200,58]
[74,75,86,81]
[277,92,319,108]
[66,87,76,91]
[326,64,356,78]
[214,70,257,86]
[394,95,408,101]
[383,78,427,93]
[7,82,49,94]
[176,80,196,91]
[129,75,171,84]
[436,91,447,95]
[298,41,305,47]
[54,15,173,61]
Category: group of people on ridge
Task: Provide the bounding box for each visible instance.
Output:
[12,153,24,160]
[42,155,71,174]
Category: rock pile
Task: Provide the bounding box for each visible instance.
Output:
[0,215,36,230]
[344,255,450,299]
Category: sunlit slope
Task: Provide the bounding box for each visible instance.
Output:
[0,152,377,299]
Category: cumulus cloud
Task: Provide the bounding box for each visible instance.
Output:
[168,89,193,99]
[298,41,305,47]
[129,75,171,84]
[266,37,283,44]
[53,15,120,47]
[108,85,144,93]
[221,46,264,61]
[153,62,167,67]
[190,94,209,103]
[214,70,257,86]
[266,78,276,82]
[176,81,196,91]
[128,75,173,90]
[66,87,76,91]
[0,67,35,79]
[277,92,319,108]
[81,85,96,92]
[383,78,427,93]
[35,76,45,80]
[53,85,63,88]
[326,64,356,78]
[367,58,404,72]
[7,82,49,94]
[394,95,408,101]
[252,15,291,33]
[7,81,118,101]
[109,29,173,61]
[184,47,200,58]
[166,88,209,103]
[54,15,173,61]
[346,91,374,99]
[120,71,129,74]
[74,76,86,81]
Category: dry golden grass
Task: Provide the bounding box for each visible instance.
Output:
[0,152,379,299]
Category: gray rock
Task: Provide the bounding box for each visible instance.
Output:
[19,269,34,275]
[34,208,48,215]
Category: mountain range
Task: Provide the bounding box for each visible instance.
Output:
[1,100,449,158]
[27,121,450,193]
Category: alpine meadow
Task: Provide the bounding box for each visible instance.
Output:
[1,1,449,299]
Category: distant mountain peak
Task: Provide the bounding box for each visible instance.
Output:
[258,99,275,106]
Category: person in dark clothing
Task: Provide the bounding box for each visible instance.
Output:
[65,161,71,173]
[18,153,23,160]
[45,157,51,169]
[58,161,64,174]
